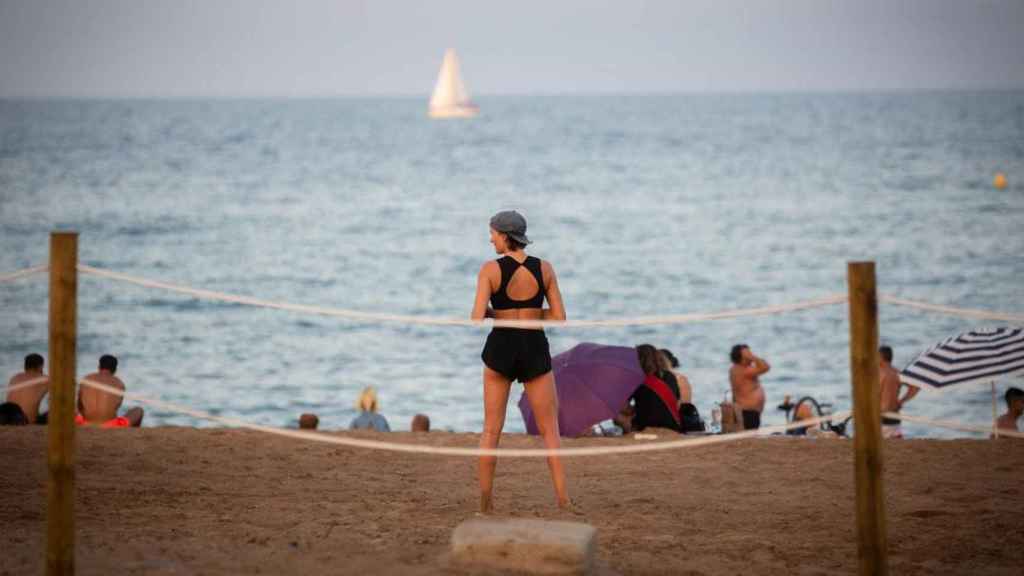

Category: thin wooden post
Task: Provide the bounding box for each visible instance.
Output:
[991,382,999,439]
[848,261,889,576]
[48,232,78,576]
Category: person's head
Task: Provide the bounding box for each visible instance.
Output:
[879,346,894,365]
[1005,387,1024,415]
[411,413,431,432]
[98,354,118,374]
[730,344,749,365]
[0,402,29,426]
[298,413,319,430]
[356,386,379,413]
[660,349,680,369]
[24,353,44,372]
[489,210,531,254]
[636,344,664,375]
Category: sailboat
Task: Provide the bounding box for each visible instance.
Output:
[428,49,479,119]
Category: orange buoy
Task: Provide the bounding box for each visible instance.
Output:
[993,172,1008,190]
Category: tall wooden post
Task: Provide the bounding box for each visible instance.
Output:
[48,232,78,576]
[848,261,889,576]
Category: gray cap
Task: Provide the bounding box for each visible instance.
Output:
[489,210,531,245]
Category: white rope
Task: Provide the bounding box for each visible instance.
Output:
[77,378,850,458]
[4,376,49,394]
[879,295,1024,323]
[882,411,1024,440]
[0,265,48,283]
[77,264,846,328]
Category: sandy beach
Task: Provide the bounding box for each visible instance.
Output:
[1,427,1021,575]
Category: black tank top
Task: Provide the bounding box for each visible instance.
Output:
[490,255,545,310]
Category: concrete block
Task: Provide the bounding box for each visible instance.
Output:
[451,517,597,575]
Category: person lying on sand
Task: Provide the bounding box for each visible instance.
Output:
[6,353,49,424]
[77,355,144,428]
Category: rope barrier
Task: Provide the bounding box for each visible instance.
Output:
[77,264,846,328]
[77,378,850,458]
[4,376,49,395]
[879,295,1024,323]
[882,411,1024,440]
[0,265,48,283]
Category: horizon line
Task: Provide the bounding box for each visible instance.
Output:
[3,85,1024,102]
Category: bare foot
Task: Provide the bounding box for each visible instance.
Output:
[558,498,584,516]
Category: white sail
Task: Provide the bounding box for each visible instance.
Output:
[429,49,478,118]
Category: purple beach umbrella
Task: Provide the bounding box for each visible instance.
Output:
[518,342,644,437]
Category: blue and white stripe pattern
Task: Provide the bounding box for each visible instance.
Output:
[900,327,1024,390]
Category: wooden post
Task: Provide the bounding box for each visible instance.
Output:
[48,232,78,576]
[848,261,889,576]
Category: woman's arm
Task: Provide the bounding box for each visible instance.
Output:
[541,260,566,321]
[471,262,495,320]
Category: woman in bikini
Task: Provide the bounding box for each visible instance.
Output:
[471,210,569,513]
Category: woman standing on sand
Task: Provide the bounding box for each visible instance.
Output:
[471,210,569,513]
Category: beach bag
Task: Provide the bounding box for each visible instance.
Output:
[679,403,705,433]
[719,402,745,433]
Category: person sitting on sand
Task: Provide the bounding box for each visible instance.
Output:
[879,345,918,439]
[349,386,390,432]
[631,344,682,433]
[995,387,1023,434]
[789,400,816,435]
[659,349,692,404]
[661,348,704,432]
[411,413,430,432]
[299,413,319,430]
[729,344,770,430]
[77,355,144,428]
[6,353,49,424]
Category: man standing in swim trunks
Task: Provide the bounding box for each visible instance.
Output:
[879,345,918,439]
[78,355,144,427]
[6,353,49,424]
[729,344,770,430]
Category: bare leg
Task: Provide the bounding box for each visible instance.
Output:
[124,407,144,427]
[479,366,511,514]
[524,371,569,508]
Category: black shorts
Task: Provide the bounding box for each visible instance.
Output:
[481,328,552,383]
[742,410,761,430]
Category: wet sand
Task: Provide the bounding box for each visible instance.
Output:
[1,427,1021,575]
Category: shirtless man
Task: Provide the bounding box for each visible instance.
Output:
[78,355,144,427]
[995,387,1023,434]
[879,345,918,439]
[729,344,770,430]
[6,353,49,424]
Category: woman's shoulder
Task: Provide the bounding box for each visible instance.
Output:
[533,256,556,274]
[478,259,500,275]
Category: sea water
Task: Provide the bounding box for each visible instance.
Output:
[1,93,1022,437]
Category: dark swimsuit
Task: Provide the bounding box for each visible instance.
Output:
[480,255,552,383]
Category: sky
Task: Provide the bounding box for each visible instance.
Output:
[1,0,1022,98]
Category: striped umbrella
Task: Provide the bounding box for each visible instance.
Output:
[900,327,1024,390]
[900,327,1024,437]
